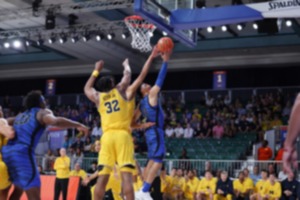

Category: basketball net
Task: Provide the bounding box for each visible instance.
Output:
[124,15,156,52]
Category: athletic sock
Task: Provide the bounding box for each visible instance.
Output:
[142,182,151,193]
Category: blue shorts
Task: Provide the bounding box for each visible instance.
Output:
[2,144,40,190]
[145,127,165,163]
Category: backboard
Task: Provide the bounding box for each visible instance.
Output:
[134,0,198,47]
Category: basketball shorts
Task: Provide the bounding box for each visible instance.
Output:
[2,144,40,190]
[145,127,165,162]
[0,160,11,190]
[98,131,135,175]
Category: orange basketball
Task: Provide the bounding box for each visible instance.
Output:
[157,37,174,53]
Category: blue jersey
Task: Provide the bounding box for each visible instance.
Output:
[140,95,164,130]
[7,108,45,149]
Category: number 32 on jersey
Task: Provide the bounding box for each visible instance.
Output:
[104,100,120,113]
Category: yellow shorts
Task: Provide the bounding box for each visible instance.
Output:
[0,160,11,190]
[98,131,135,175]
[214,194,233,200]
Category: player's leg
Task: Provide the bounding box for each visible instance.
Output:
[0,160,11,200]
[54,178,62,200]
[116,132,135,200]
[61,178,69,200]
[94,133,115,200]
[25,187,40,200]
[9,186,24,200]
[94,174,110,200]
[0,186,11,200]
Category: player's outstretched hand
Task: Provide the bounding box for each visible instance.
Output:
[142,122,155,129]
[77,124,89,135]
[282,144,298,175]
[95,60,104,72]
[161,50,172,62]
[122,58,131,72]
[150,45,160,58]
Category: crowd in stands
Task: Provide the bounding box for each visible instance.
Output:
[0,90,296,172]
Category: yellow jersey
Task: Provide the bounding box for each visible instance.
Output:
[172,176,185,193]
[161,175,173,193]
[233,179,250,194]
[197,178,217,194]
[69,169,87,179]
[54,156,70,179]
[185,177,200,199]
[0,134,6,161]
[244,177,254,190]
[255,179,269,195]
[98,88,135,133]
[263,181,281,199]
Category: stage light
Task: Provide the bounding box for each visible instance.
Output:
[221,25,228,32]
[253,23,258,30]
[59,34,67,44]
[82,33,90,42]
[25,40,31,46]
[237,24,245,31]
[122,31,130,39]
[107,33,115,40]
[95,33,104,41]
[36,39,44,46]
[286,20,292,27]
[71,36,79,43]
[207,26,213,33]
[162,31,168,36]
[147,32,154,37]
[4,42,10,49]
[48,35,56,44]
[13,40,22,48]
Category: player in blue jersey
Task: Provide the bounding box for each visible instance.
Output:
[132,50,172,200]
[1,91,88,200]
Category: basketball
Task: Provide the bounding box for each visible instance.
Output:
[157,37,174,53]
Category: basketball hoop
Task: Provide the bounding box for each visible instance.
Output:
[124,15,156,52]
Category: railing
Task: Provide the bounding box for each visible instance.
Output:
[36,156,299,178]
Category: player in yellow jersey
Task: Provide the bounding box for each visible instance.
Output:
[84,47,160,200]
[233,171,252,200]
[161,168,176,200]
[0,105,15,200]
[184,169,200,200]
[250,170,269,200]
[262,173,281,200]
[197,170,217,200]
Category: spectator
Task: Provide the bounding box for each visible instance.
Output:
[173,168,185,200]
[215,171,233,200]
[281,173,299,200]
[54,148,70,200]
[160,166,173,200]
[72,137,84,150]
[268,163,277,177]
[69,163,87,179]
[91,121,102,138]
[250,169,269,200]
[233,171,252,200]
[282,101,292,117]
[196,170,216,200]
[63,136,72,149]
[263,173,281,200]
[212,121,224,139]
[243,168,255,192]
[198,120,212,138]
[184,123,194,139]
[174,123,184,138]
[192,109,202,121]
[165,125,175,138]
[87,161,98,174]
[202,161,215,176]
[206,94,214,107]
[184,169,200,200]
[238,115,250,133]
[190,115,200,130]
[278,170,288,182]
[249,166,261,185]
[270,114,283,128]
[258,140,273,160]
[275,144,284,161]
[224,94,231,106]
[178,148,191,170]
[42,149,56,172]
[38,165,45,175]
[83,137,92,153]
[71,148,84,169]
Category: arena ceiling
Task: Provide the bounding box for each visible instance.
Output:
[0,0,300,80]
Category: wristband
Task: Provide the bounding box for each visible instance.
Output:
[92,70,99,78]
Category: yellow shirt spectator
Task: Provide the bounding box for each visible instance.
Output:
[244,177,254,190]
[69,165,87,179]
[263,181,281,200]
[54,155,70,179]
[161,175,173,193]
[233,179,250,195]
[255,179,269,195]
[185,176,199,200]
[197,178,217,195]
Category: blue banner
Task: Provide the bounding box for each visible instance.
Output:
[213,71,227,90]
[46,79,56,96]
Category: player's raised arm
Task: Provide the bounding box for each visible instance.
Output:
[84,60,104,106]
[126,46,159,100]
[116,58,132,92]
[0,119,15,139]
[283,94,300,175]
[148,51,172,106]
[39,109,89,134]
